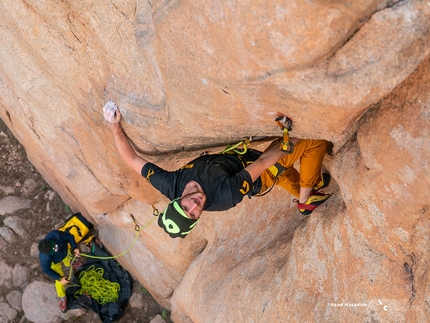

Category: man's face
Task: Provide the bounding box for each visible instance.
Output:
[180,181,206,219]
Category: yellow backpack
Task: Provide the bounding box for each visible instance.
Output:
[58,213,94,244]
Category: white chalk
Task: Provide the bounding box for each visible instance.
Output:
[103,101,118,123]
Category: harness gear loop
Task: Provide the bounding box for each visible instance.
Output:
[275,116,294,154]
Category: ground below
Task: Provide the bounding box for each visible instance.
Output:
[0,118,172,323]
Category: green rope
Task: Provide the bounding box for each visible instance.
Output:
[81,214,157,260]
[74,265,120,305]
[67,213,157,281]
[65,211,159,300]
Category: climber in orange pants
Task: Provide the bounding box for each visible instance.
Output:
[258,138,330,214]
[103,101,331,238]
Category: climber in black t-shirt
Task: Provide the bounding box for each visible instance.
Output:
[103,101,331,238]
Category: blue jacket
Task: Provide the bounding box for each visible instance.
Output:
[39,230,77,280]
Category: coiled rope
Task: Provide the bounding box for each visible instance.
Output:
[67,208,160,295]
[74,265,120,305]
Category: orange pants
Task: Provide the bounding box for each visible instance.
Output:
[259,139,327,198]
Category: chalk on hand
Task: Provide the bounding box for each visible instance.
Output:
[103,101,118,123]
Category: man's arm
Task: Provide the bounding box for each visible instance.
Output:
[244,138,299,182]
[61,231,81,257]
[103,101,148,174]
[59,230,77,251]
[40,255,62,280]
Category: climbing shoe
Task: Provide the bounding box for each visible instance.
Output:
[295,190,331,216]
[313,173,331,191]
[59,296,67,313]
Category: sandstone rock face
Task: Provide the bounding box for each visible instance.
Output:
[0,1,429,322]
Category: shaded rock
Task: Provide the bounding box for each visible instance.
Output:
[6,290,23,312]
[0,260,13,288]
[0,227,16,243]
[45,190,56,201]
[22,281,63,323]
[22,179,37,195]
[0,185,14,195]
[150,314,166,323]
[29,242,39,258]
[0,302,18,322]
[3,216,30,237]
[0,196,31,216]
[22,280,85,323]
[0,236,7,256]
[12,264,29,287]
[129,292,144,309]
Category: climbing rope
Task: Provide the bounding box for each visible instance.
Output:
[80,209,158,260]
[65,209,159,302]
[67,208,160,281]
[219,116,293,155]
[74,265,121,305]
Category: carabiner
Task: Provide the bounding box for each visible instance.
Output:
[129,213,141,231]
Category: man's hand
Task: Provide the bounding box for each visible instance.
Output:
[73,248,80,257]
[245,143,286,182]
[59,277,69,285]
[103,101,121,124]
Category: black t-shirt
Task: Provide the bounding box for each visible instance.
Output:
[141,151,262,211]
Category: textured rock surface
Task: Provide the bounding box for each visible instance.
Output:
[0,0,429,322]
[22,281,81,323]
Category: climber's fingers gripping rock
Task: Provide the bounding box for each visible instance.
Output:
[103,100,121,124]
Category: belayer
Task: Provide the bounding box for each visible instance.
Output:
[38,230,83,313]
[103,101,331,238]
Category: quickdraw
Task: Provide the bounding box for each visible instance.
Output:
[129,213,141,231]
[72,211,158,265]
[275,116,294,153]
[220,116,294,155]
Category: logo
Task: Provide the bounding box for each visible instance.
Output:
[145,169,154,182]
[239,180,250,195]
[180,163,194,170]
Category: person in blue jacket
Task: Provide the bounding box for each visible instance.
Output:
[38,230,82,313]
